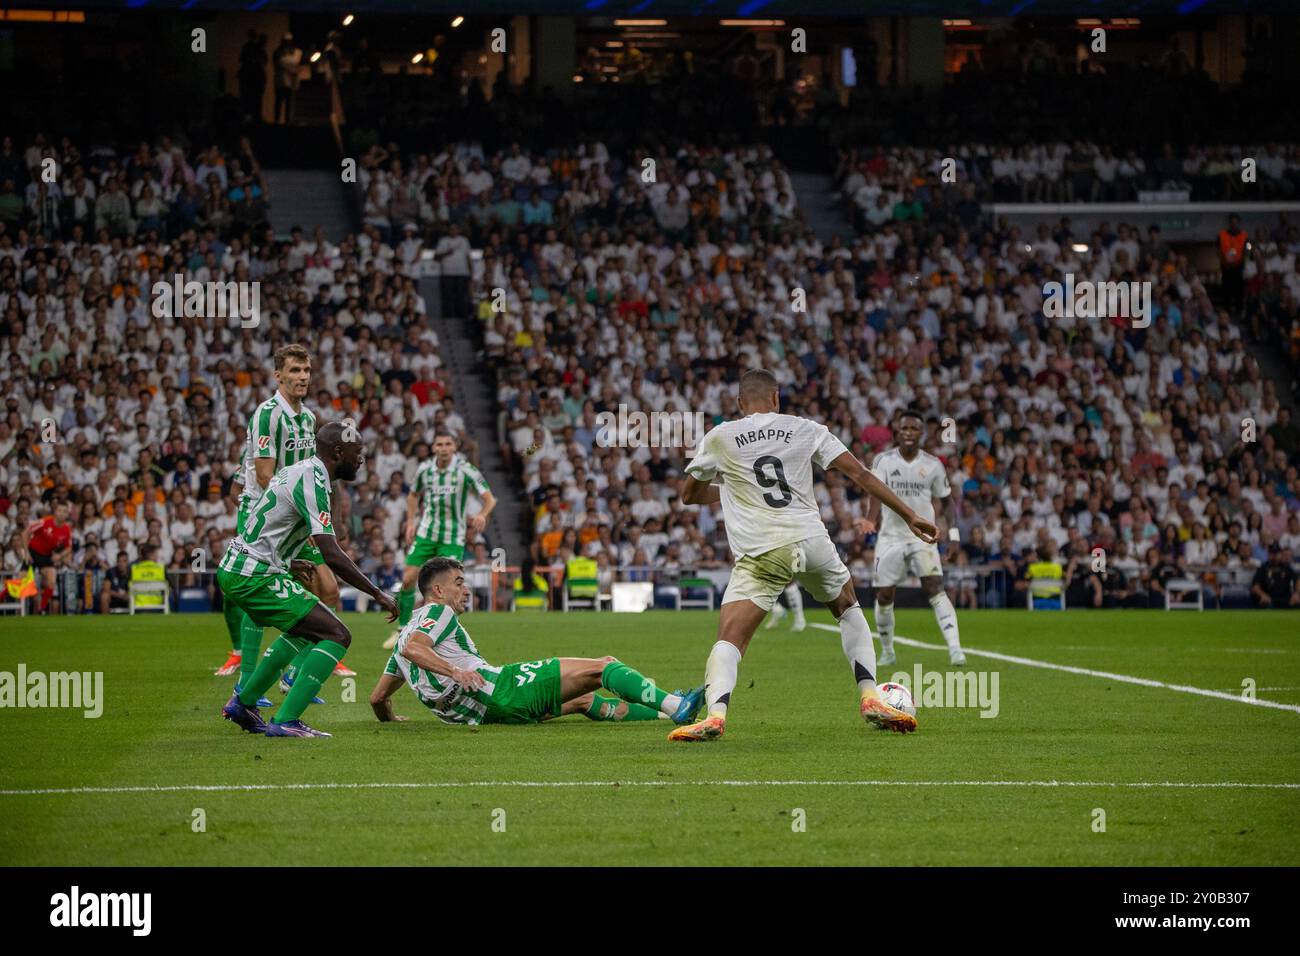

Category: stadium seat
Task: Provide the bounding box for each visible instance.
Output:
[674,576,715,611]
[561,577,605,611]
[1165,579,1205,611]
[128,580,170,615]
[1027,579,1066,611]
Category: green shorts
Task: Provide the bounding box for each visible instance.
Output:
[217,568,321,633]
[296,544,325,565]
[405,537,465,567]
[477,658,563,724]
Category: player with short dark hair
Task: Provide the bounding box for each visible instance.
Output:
[370,557,704,726]
[393,431,495,631]
[671,370,938,742]
[862,409,967,666]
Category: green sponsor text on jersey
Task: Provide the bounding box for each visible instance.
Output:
[412,458,490,546]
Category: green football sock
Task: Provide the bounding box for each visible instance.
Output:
[237,617,266,685]
[282,641,314,683]
[584,693,663,721]
[222,601,244,651]
[600,661,679,715]
[274,640,348,723]
[239,635,309,706]
[398,587,416,626]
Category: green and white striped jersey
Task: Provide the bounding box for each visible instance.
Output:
[384,602,502,724]
[412,457,490,545]
[220,456,334,577]
[240,391,317,509]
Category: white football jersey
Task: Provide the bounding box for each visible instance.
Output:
[870,447,950,543]
[685,412,848,559]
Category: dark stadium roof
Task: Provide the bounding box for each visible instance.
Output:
[4,1,1281,16]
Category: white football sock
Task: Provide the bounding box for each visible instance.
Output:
[929,592,961,651]
[874,601,895,653]
[838,604,878,697]
[784,583,804,619]
[704,640,742,718]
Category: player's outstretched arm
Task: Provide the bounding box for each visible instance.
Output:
[404,491,420,546]
[681,475,721,505]
[370,673,407,722]
[861,491,883,535]
[939,494,960,543]
[314,534,399,620]
[829,451,938,543]
[469,490,497,532]
[401,630,486,690]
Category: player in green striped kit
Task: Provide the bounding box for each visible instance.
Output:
[220,422,398,737]
[369,557,704,726]
[222,345,354,701]
[396,433,496,628]
[215,458,257,677]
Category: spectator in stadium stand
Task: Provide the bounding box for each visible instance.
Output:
[26,500,72,613]
[433,222,472,319]
[1251,546,1299,608]
[99,551,132,614]
[272,33,302,126]
[1219,214,1248,310]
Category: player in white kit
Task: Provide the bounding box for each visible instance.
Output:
[669,370,938,741]
[862,410,966,666]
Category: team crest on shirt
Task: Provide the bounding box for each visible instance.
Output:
[417,617,438,632]
[318,511,331,527]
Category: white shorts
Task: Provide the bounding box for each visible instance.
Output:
[872,538,943,587]
[722,534,851,612]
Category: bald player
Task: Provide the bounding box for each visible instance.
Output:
[220,422,398,738]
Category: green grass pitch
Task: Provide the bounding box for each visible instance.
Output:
[1,609,1298,866]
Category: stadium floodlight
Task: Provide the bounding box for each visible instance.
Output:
[310,51,321,63]
[451,16,464,28]
[342,14,353,27]
[720,20,785,27]
[615,19,667,27]
[412,53,424,64]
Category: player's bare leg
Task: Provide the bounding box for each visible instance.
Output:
[558,657,702,723]
[873,585,897,667]
[668,598,767,742]
[921,575,965,665]
[828,581,916,733]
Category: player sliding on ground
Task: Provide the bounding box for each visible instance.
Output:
[370,557,706,726]
[670,369,939,742]
[861,409,966,666]
[220,421,399,738]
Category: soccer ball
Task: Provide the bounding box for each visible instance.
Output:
[878,682,916,717]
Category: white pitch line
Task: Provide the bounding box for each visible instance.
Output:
[809,623,1300,714]
[1,780,1298,797]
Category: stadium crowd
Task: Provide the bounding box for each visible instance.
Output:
[1,124,1298,614]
